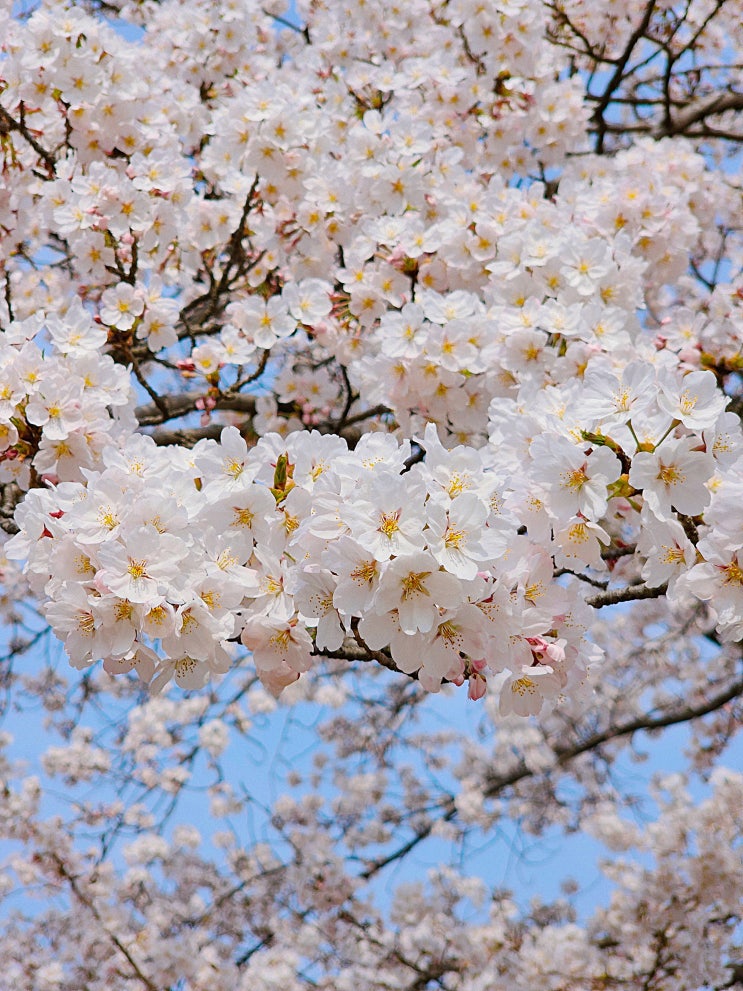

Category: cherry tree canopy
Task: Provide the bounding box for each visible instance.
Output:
[0,0,742,987]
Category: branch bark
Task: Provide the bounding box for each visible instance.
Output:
[134,391,257,428]
[659,89,743,136]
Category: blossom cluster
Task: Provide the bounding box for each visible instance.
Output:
[0,306,134,489]
[0,0,742,716]
[7,424,598,712]
[1,0,743,984]
[8,355,743,710]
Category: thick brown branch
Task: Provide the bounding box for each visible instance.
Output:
[587,582,668,608]
[660,89,743,136]
[149,423,225,447]
[0,484,21,536]
[315,633,417,681]
[134,391,257,428]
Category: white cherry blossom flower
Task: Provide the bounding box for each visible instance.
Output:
[426,491,507,579]
[342,472,428,562]
[637,515,697,592]
[681,534,743,634]
[553,517,609,570]
[498,664,562,717]
[95,527,188,604]
[629,437,714,520]
[99,283,145,330]
[373,552,464,634]
[293,569,345,651]
[240,616,314,676]
[581,359,656,428]
[657,369,727,430]
[324,536,383,617]
[531,436,621,522]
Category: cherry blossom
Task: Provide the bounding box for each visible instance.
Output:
[0,0,742,984]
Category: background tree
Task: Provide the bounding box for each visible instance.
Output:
[0,0,742,987]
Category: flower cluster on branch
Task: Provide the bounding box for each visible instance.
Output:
[0,0,742,716]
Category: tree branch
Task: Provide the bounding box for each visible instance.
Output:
[591,0,659,151]
[52,855,159,991]
[361,666,743,878]
[134,391,257,428]
[0,484,21,536]
[587,582,668,608]
[659,89,743,137]
[0,104,57,175]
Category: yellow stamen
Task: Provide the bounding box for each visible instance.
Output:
[657,463,682,486]
[445,528,466,549]
[400,571,430,599]
[511,676,537,696]
[232,507,254,527]
[351,560,377,584]
[127,559,147,580]
[378,511,401,537]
